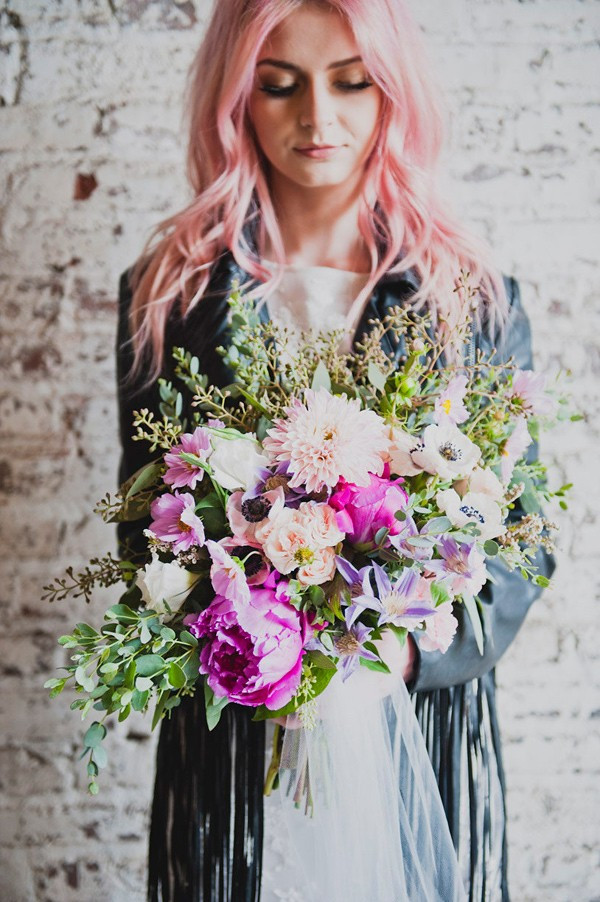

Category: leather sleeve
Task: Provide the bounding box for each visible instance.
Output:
[408,277,556,692]
[115,267,162,562]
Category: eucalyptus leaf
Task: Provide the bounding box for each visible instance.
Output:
[311,360,331,392]
[125,461,163,500]
[132,688,150,711]
[135,654,166,677]
[359,657,391,674]
[367,361,387,393]
[83,721,107,749]
[93,745,108,769]
[168,662,187,689]
[423,516,452,535]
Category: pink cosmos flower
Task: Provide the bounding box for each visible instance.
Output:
[185,581,312,710]
[329,472,408,547]
[434,374,469,426]
[500,416,532,483]
[510,369,557,418]
[148,491,205,553]
[204,539,250,605]
[163,426,211,490]
[263,387,390,493]
[420,601,459,653]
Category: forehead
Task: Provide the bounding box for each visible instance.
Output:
[258,4,361,71]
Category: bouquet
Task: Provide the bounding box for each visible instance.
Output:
[44,276,570,800]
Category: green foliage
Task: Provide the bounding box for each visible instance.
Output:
[47,602,201,791]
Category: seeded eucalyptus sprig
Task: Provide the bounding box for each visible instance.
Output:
[41,553,136,604]
[44,603,200,791]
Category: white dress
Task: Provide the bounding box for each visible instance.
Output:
[258,260,370,902]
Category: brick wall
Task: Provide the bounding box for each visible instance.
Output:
[0,1,597,899]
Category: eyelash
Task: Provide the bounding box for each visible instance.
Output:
[259,80,374,97]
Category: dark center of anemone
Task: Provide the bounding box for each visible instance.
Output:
[335,633,361,656]
[241,496,272,523]
[459,504,485,524]
[231,545,263,577]
[177,517,192,532]
[438,441,462,462]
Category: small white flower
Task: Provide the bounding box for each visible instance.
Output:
[412,423,481,480]
[436,489,505,540]
[387,426,425,476]
[135,553,198,616]
[208,434,269,492]
[467,466,504,502]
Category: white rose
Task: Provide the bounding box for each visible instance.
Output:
[208,434,269,492]
[436,488,505,541]
[135,553,198,616]
[412,423,481,480]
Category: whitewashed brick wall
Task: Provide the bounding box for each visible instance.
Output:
[0,1,597,899]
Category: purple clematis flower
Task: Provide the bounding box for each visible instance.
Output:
[148,491,205,553]
[427,537,488,597]
[334,608,379,681]
[387,514,434,562]
[348,562,436,630]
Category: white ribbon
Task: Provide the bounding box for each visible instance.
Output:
[277,667,467,901]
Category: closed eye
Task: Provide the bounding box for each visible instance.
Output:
[259,80,374,97]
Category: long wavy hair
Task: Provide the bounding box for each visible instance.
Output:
[127,0,508,385]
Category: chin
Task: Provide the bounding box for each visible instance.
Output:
[285,166,355,190]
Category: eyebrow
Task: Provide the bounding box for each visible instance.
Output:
[256,55,363,72]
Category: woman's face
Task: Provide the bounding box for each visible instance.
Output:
[248,4,383,192]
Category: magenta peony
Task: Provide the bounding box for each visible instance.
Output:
[185,582,311,710]
[329,471,408,547]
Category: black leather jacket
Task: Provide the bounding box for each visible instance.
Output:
[116,252,555,695]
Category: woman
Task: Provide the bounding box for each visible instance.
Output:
[116,1,554,900]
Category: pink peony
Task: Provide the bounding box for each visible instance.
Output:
[163,426,211,490]
[148,491,205,553]
[263,387,390,493]
[185,582,311,710]
[420,601,459,653]
[329,472,408,547]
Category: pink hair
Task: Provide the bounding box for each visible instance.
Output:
[127,0,508,386]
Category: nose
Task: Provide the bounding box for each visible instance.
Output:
[298,77,336,132]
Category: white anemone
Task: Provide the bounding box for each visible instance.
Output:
[412,422,481,480]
